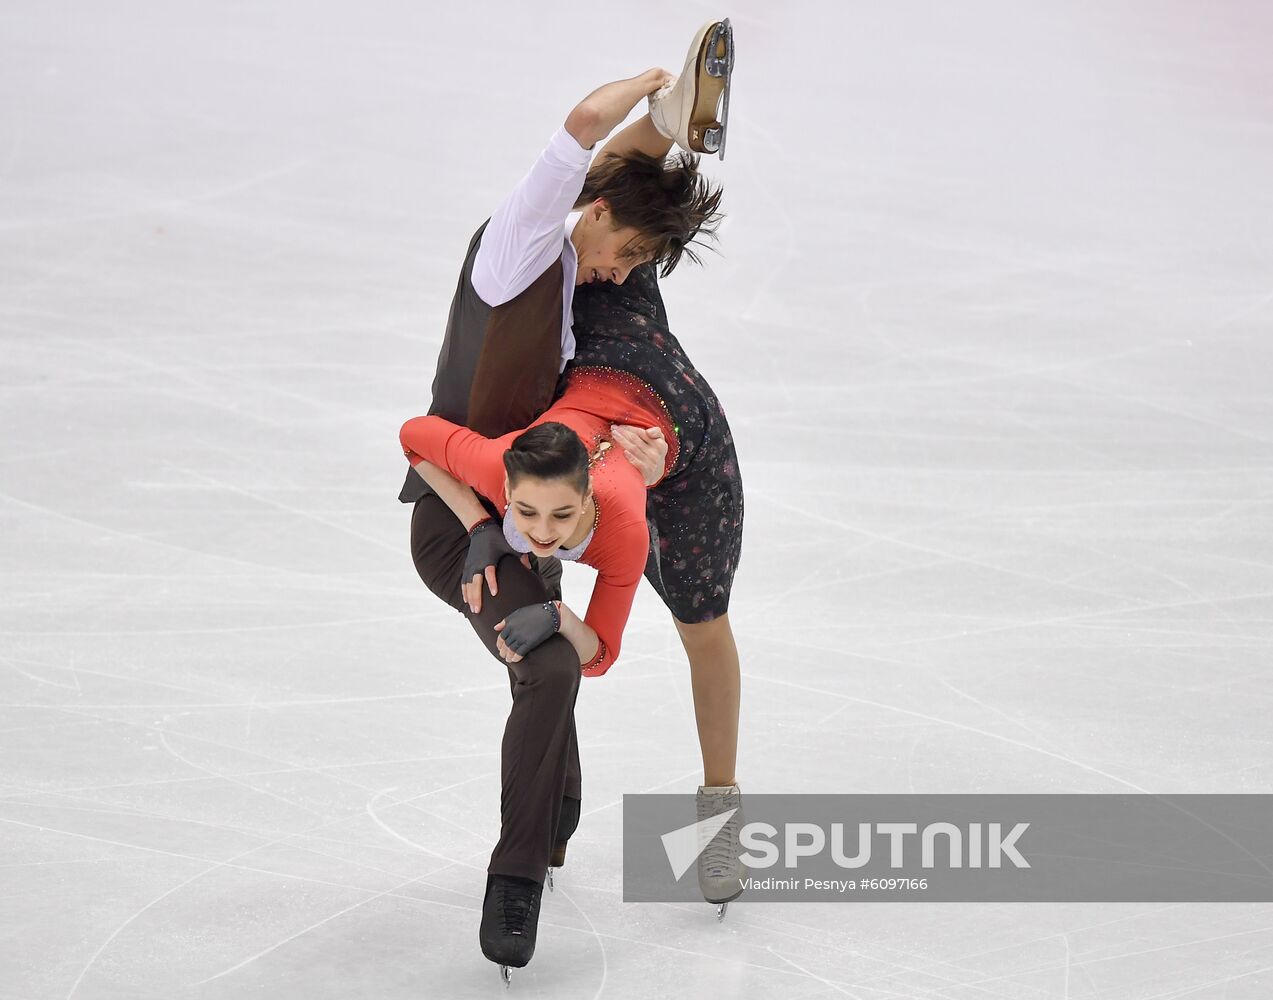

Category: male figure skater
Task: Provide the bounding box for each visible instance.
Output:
[398,22,733,980]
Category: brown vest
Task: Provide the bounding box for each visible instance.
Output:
[399,222,565,503]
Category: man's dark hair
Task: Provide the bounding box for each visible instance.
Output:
[503,422,590,494]
[575,150,723,277]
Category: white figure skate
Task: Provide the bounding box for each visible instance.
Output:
[696,783,748,920]
[649,19,736,159]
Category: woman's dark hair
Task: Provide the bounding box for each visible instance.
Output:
[575,150,723,277]
[503,422,590,494]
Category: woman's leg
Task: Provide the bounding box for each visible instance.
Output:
[675,611,746,909]
[673,613,740,787]
[595,114,675,163]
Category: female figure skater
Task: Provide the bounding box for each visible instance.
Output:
[401,360,680,677]
[570,262,747,920]
[401,361,681,973]
[407,256,749,946]
[398,20,735,981]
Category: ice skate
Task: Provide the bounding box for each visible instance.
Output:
[649,18,736,159]
[545,794,581,893]
[479,873,544,987]
[696,783,747,920]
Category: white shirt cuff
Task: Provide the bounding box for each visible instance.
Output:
[549,123,595,166]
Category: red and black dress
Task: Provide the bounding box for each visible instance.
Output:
[400,366,678,676]
[570,263,744,624]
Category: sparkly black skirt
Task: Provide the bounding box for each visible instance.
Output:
[569,264,743,622]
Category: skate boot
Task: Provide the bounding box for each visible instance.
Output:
[649,18,736,159]
[479,873,544,987]
[546,794,581,893]
[696,783,748,920]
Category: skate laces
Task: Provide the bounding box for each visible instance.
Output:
[648,77,682,138]
[697,793,742,877]
[495,877,541,935]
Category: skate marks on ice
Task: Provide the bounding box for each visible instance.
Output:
[6,0,1273,995]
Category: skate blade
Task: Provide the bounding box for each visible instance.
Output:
[688,19,735,159]
[702,879,745,911]
[500,964,512,988]
[546,867,554,893]
[717,902,728,921]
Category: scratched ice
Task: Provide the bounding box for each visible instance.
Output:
[2,1,1273,997]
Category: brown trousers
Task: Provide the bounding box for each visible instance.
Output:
[410,493,581,881]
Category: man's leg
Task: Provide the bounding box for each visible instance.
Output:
[529,553,563,603]
[563,716,581,801]
[411,495,578,881]
[673,613,740,787]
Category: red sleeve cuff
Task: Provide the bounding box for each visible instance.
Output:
[580,639,611,677]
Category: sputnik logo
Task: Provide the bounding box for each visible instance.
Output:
[660,807,737,879]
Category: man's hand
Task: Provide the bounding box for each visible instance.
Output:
[567,69,674,149]
[612,424,669,486]
[462,519,528,614]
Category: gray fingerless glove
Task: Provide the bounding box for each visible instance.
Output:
[498,601,562,656]
[463,517,517,586]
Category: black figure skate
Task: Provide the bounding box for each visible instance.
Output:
[545,794,581,893]
[479,873,544,988]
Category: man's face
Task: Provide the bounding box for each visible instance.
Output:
[573,201,655,287]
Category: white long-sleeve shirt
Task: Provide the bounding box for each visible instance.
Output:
[469,125,593,372]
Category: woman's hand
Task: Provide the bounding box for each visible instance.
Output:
[494,602,561,663]
[612,424,668,486]
[462,519,528,614]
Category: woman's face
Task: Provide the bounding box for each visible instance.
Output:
[504,475,590,556]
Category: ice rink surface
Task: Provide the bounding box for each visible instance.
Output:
[3,1,1273,996]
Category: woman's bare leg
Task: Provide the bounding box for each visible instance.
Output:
[673,613,740,786]
[597,114,675,163]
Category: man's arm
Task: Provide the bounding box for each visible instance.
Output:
[563,69,671,151]
[470,68,670,307]
[611,424,669,486]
